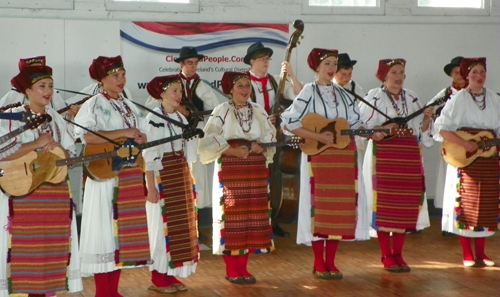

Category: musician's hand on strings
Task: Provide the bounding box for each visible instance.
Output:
[35,133,56,152]
[66,104,81,119]
[224,146,249,159]
[251,142,265,154]
[146,187,160,204]
[269,114,277,125]
[176,104,190,118]
[318,131,334,145]
[134,132,147,144]
[463,140,478,153]
[282,61,293,75]
[371,123,398,141]
[423,106,434,120]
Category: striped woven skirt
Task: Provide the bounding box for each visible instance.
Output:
[113,167,152,267]
[216,154,273,255]
[371,136,425,233]
[455,128,499,231]
[8,181,73,296]
[309,141,357,240]
[157,152,198,268]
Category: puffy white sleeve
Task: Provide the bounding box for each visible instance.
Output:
[73,96,108,144]
[142,112,164,171]
[197,103,230,164]
[196,80,221,111]
[280,83,314,132]
[433,92,466,142]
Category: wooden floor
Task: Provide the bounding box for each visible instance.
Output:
[69,219,499,297]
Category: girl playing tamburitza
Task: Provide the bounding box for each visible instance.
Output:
[280,48,368,280]
[0,65,82,295]
[434,57,499,267]
[360,59,434,272]
[143,75,199,294]
[74,56,151,297]
[199,71,276,284]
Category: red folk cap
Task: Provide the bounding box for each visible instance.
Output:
[89,56,125,82]
[11,65,53,94]
[307,48,338,71]
[147,75,183,99]
[375,58,406,82]
[221,71,249,95]
[460,57,486,80]
[18,56,46,71]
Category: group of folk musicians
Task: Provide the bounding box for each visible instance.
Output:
[0,39,497,296]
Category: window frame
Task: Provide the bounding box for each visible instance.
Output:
[105,0,199,13]
[302,0,384,15]
[411,0,490,16]
[0,0,74,10]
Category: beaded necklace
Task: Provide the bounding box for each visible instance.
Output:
[383,88,408,117]
[104,92,137,128]
[230,101,253,133]
[467,87,486,110]
[159,104,185,158]
[315,83,339,116]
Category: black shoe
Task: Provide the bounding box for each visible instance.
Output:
[272,224,290,237]
[198,231,208,241]
[441,231,456,237]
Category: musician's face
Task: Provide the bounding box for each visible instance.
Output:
[467,64,486,89]
[180,58,199,77]
[449,66,466,87]
[101,70,126,98]
[250,54,270,74]
[26,78,53,107]
[385,64,405,90]
[231,77,252,105]
[316,56,338,84]
[334,67,353,86]
[161,82,183,111]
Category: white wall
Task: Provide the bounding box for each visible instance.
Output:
[0,0,499,199]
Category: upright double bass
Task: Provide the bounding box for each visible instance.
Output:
[269,20,304,227]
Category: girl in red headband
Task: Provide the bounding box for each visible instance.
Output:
[280,48,369,280]
[199,71,276,284]
[360,58,434,273]
[434,58,498,267]
[0,66,82,295]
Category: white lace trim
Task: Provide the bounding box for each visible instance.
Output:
[0,142,21,160]
[68,269,81,280]
[81,252,115,264]
[0,279,7,290]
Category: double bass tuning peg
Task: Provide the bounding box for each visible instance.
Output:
[301,36,305,39]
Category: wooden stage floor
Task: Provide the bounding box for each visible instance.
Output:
[70,219,499,297]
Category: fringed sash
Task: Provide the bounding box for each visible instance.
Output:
[456,128,499,231]
[114,167,152,267]
[158,152,198,267]
[9,181,72,295]
[219,154,273,255]
[372,137,424,232]
[309,141,357,240]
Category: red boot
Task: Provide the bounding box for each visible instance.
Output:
[109,270,124,297]
[94,272,112,297]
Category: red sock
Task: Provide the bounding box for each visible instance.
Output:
[474,237,488,260]
[459,236,474,261]
[325,240,339,272]
[392,233,406,256]
[109,269,124,297]
[377,231,392,257]
[94,272,112,297]
[222,255,239,278]
[152,270,170,287]
[165,275,182,285]
[236,253,251,277]
[311,240,327,272]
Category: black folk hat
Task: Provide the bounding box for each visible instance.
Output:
[174,46,205,63]
[243,42,274,65]
[337,53,357,69]
[443,56,464,76]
